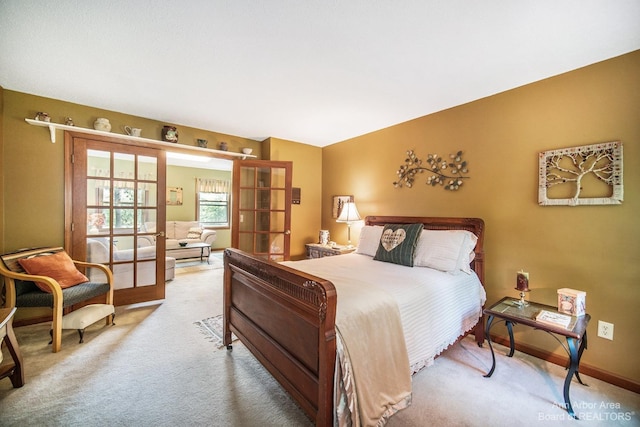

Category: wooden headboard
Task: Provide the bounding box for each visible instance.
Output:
[364,216,485,284]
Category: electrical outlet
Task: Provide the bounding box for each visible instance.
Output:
[597,320,614,340]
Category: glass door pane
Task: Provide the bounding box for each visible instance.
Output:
[232,160,292,261]
[72,138,166,306]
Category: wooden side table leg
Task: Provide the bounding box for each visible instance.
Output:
[4,321,24,388]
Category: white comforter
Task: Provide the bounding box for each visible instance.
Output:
[282,252,486,426]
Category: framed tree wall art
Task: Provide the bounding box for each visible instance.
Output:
[538,141,623,206]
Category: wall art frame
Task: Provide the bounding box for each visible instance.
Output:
[167,186,183,205]
[538,141,623,206]
[332,195,353,218]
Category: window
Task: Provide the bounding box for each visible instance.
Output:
[198,192,229,226]
[197,178,230,227]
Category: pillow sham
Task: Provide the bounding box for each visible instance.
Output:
[373,223,423,267]
[187,227,203,239]
[355,225,384,257]
[18,251,90,293]
[414,229,478,274]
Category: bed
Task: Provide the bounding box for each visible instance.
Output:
[223,216,485,426]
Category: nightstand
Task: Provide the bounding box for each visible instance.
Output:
[483,297,590,419]
[305,243,356,259]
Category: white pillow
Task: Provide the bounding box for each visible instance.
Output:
[414,230,478,274]
[355,225,384,257]
[187,227,203,239]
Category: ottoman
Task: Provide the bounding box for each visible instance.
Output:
[60,304,115,343]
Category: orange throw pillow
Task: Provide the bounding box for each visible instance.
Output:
[18,251,89,293]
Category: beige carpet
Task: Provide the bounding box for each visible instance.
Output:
[1,267,638,426]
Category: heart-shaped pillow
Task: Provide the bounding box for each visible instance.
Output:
[381,228,406,252]
[373,223,424,267]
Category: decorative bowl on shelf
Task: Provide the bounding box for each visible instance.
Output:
[178,241,188,247]
[242,148,253,155]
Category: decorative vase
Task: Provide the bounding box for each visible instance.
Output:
[197,139,208,148]
[219,142,228,151]
[94,118,111,132]
[162,126,178,143]
[35,112,51,122]
[319,230,330,246]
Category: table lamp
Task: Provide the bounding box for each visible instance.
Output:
[336,202,361,248]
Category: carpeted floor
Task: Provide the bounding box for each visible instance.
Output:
[1,266,638,426]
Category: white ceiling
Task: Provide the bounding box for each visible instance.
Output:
[1,1,639,148]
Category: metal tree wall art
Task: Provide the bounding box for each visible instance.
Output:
[393,150,469,191]
[538,141,623,206]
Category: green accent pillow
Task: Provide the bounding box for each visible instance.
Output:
[373,223,424,267]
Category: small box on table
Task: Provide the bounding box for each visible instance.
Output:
[557,288,586,316]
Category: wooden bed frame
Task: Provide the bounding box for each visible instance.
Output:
[223,216,485,426]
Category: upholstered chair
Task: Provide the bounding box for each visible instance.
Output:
[0,247,114,352]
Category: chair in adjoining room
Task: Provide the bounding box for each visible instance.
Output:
[0,247,115,353]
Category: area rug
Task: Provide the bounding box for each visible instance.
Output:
[194,314,237,348]
[176,252,224,274]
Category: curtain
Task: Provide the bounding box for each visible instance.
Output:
[197,178,230,193]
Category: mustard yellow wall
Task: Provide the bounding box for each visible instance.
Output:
[0,87,4,254]
[0,90,261,253]
[264,137,323,259]
[322,50,640,385]
[166,165,232,249]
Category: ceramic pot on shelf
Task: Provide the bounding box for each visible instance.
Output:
[162,126,178,143]
[35,112,51,122]
[94,118,111,132]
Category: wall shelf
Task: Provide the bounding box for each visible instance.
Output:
[24,118,257,160]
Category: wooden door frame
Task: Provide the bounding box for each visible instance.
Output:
[64,131,167,304]
[232,159,293,260]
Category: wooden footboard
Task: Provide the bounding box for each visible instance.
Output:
[223,248,337,426]
[223,216,486,426]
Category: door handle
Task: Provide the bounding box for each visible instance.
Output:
[155,232,165,238]
[284,230,291,235]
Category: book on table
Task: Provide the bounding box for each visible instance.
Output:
[535,310,572,328]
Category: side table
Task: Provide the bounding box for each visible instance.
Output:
[305,243,356,259]
[0,307,24,388]
[483,297,590,419]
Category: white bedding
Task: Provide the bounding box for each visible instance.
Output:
[282,252,486,425]
[284,252,486,370]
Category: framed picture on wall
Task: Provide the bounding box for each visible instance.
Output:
[332,195,353,218]
[167,187,183,205]
[538,141,623,206]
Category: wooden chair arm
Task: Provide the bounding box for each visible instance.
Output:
[72,260,114,304]
[1,269,64,307]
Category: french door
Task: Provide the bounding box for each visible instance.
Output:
[232,160,292,261]
[66,134,166,305]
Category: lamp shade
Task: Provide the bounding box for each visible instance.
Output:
[336,202,361,223]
